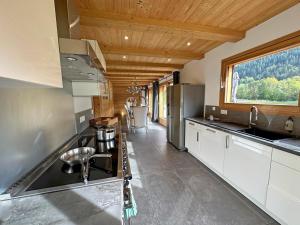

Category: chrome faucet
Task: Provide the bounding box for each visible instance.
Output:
[81,154,112,184]
[249,106,258,128]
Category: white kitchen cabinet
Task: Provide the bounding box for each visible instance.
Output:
[198,126,229,175]
[266,149,300,225]
[223,135,272,205]
[0,0,62,87]
[185,120,201,159]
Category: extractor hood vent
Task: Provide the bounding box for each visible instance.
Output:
[55,0,106,82]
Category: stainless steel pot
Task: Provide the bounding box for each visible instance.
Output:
[59,147,96,166]
[97,140,115,152]
[96,127,116,141]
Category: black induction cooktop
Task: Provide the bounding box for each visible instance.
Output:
[27,134,119,191]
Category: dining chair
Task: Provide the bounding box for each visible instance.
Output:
[130,106,148,133]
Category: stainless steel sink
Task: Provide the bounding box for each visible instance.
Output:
[238,127,292,142]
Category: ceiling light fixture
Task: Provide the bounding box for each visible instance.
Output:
[124,35,129,40]
[66,56,77,61]
[87,73,95,76]
[127,77,145,95]
[167,58,171,62]
[123,55,127,59]
[187,42,191,46]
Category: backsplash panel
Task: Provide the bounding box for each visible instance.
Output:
[75,109,93,134]
[205,105,300,136]
[0,80,76,194]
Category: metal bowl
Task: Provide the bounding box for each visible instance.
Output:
[59,147,96,166]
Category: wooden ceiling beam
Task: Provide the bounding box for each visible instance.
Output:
[106,60,184,69]
[110,81,156,84]
[107,69,172,74]
[110,79,151,82]
[106,76,160,80]
[107,77,157,82]
[106,71,165,76]
[111,83,150,86]
[80,9,245,42]
[102,46,203,60]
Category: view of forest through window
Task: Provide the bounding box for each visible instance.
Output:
[229,45,300,105]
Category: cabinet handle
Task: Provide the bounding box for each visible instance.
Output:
[189,122,195,126]
[197,132,199,142]
[206,128,216,133]
[225,135,230,149]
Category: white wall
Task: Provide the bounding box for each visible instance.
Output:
[180,60,205,84]
[180,4,300,106]
[73,97,92,113]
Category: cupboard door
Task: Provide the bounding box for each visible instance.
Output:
[199,126,228,175]
[224,136,272,205]
[185,121,200,159]
[0,0,62,87]
[266,151,300,225]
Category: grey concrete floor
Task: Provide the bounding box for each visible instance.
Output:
[126,123,279,225]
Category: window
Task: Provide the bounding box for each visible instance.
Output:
[159,84,167,126]
[227,46,300,105]
[220,30,300,115]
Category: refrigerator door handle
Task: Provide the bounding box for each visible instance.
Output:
[197,132,199,142]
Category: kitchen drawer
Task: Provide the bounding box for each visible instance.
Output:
[266,161,300,225]
[186,120,202,130]
[272,148,300,172]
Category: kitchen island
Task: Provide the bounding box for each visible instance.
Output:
[0,181,123,225]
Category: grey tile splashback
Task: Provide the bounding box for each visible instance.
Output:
[205,105,300,136]
[75,109,93,134]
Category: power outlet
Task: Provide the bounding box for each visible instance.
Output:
[220,109,228,115]
[212,106,216,111]
[79,115,86,123]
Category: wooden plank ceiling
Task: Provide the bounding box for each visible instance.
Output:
[75,0,299,88]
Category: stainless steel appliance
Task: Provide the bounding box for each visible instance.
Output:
[167,84,205,150]
[95,126,116,141]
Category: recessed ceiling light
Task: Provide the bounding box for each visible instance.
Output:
[87,73,95,76]
[123,55,127,59]
[124,35,129,40]
[187,42,191,46]
[66,56,77,61]
[167,58,171,62]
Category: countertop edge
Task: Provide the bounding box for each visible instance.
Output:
[186,117,300,156]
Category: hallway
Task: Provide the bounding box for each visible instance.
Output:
[127,123,279,225]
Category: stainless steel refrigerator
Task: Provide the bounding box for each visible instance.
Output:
[167,84,205,150]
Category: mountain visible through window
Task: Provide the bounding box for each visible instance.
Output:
[228,45,300,105]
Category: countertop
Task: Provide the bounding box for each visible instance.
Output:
[0,181,123,225]
[186,117,300,156]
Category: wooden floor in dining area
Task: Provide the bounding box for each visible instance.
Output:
[126,122,279,225]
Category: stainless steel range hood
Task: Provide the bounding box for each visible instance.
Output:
[55,0,106,82]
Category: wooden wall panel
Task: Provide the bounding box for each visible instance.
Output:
[112,86,133,115]
[92,81,114,118]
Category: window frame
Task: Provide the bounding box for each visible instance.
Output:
[220,30,300,116]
